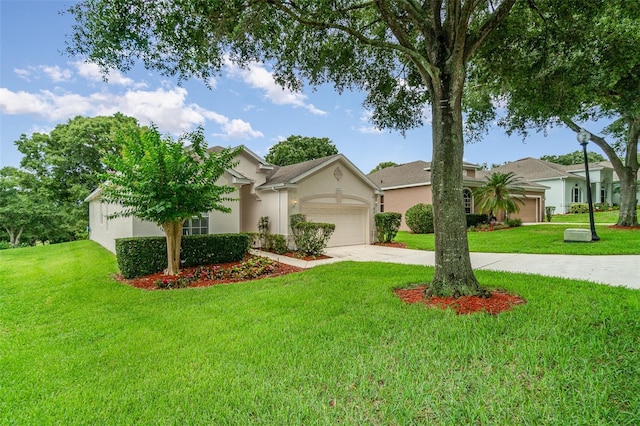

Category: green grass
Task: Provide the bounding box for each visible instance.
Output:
[550,208,637,224]
[396,224,640,254]
[2,241,640,424]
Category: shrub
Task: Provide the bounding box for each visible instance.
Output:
[291,217,335,257]
[505,218,522,227]
[545,206,556,222]
[405,203,434,234]
[466,213,488,228]
[594,202,610,211]
[264,234,288,254]
[116,233,250,279]
[570,203,589,214]
[0,241,12,250]
[375,212,402,243]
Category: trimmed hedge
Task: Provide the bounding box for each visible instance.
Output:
[570,203,589,214]
[466,213,489,228]
[375,212,402,243]
[291,220,335,256]
[405,203,434,234]
[116,233,250,278]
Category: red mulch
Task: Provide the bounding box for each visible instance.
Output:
[608,225,640,230]
[394,285,526,315]
[116,256,303,291]
[375,242,408,248]
[257,248,331,261]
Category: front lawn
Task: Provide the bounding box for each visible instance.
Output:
[396,224,640,254]
[550,207,639,224]
[1,241,639,424]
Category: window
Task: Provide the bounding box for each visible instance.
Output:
[463,189,472,214]
[379,195,385,213]
[601,188,606,203]
[572,185,580,203]
[183,214,209,235]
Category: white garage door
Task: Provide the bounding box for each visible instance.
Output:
[301,206,368,246]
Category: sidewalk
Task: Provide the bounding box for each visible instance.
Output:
[252,245,640,290]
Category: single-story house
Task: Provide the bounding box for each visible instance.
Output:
[86,147,381,253]
[488,157,623,214]
[367,160,548,231]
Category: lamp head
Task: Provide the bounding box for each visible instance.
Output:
[577,128,591,146]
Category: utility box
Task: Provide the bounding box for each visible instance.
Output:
[564,228,592,242]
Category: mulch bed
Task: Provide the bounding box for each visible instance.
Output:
[257,248,331,261]
[116,256,303,291]
[374,242,408,248]
[394,285,526,315]
[608,225,640,230]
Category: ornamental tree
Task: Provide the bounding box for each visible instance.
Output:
[265,135,338,166]
[66,0,528,296]
[473,172,526,220]
[100,126,239,275]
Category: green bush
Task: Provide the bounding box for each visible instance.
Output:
[0,241,12,250]
[570,203,589,214]
[375,212,402,243]
[466,213,489,228]
[264,234,288,254]
[291,219,335,257]
[505,218,523,227]
[594,202,610,211]
[405,203,434,234]
[116,233,250,279]
[545,206,556,222]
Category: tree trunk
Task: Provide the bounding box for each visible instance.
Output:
[7,226,23,248]
[617,119,639,226]
[162,221,184,275]
[427,68,486,297]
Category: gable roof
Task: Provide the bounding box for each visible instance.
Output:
[367,160,432,189]
[256,154,380,191]
[490,157,580,180]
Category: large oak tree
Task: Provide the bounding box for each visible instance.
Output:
[67,0,524,296]
[470,0,640,226]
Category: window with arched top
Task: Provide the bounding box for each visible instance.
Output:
[463,188,472,214]
[572,185,580,203]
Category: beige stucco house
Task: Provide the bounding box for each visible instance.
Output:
[86,147,381,253]
[368,160,547,231]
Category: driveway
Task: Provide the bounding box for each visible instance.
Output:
[253,245,640,289]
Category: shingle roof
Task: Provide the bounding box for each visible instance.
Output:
[367,160,432,188]
[490,157,578,180]
[258,154,342,186]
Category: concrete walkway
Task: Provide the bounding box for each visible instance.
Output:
[252,245,640,290]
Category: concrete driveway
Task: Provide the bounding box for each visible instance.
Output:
[254,245,640,289]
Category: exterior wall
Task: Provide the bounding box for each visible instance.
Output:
[379,185,432,231]
[88,200,137,253]
[294,160,376,244]
[240,184,262,233]
[234,151,270,191]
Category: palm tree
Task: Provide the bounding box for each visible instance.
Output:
[473,172,526,220]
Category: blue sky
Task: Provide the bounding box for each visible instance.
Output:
[1,1,607,174]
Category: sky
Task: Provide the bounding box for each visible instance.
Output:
[0,1,609,175]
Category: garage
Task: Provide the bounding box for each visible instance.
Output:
[301,205,369,246]
[512,195,542,223]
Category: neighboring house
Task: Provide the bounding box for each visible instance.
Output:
[367,160,547,231]
[86,147,381,253]
[489,158,619,214]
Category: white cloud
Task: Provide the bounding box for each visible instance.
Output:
[0,86,263,140]
[41,65,72,83]
[14,68,33,81]
[225,60,327,116]
[72,61,147,88]
[353,110,383,134]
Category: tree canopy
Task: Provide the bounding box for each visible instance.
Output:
[470,0,640,225]
[100,125,240,275]
[265,135,338,166]
[540,151,606,166]
[15,113,144,240]
[67,0,525,296]
[369,161,398,174]
[0,167,57,247]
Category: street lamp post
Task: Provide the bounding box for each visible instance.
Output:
[577,128,600,241]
